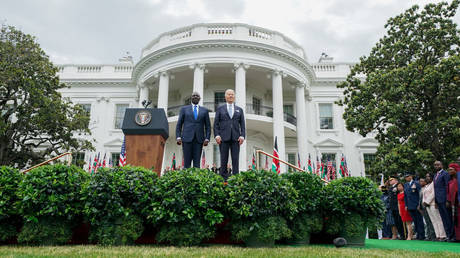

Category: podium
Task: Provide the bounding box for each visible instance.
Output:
[121,108,169,176]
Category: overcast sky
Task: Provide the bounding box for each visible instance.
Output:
[1,0,459,64]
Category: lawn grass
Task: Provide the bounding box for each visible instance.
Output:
[0,241,459,258]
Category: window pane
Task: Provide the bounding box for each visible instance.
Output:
[115,104,129,129]
[364,154,377,174]
[253,97,261,115]
[319,104,333,129]
[214,92,226,110]
[112,152,120,167]
[321,153,336,168]
[283,104,294,115]
[72,152,86,168]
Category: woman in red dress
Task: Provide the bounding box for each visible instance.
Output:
[397,182,413,240]
[447,163,460,241]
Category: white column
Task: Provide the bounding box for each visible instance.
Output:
[234,63,249,172]
[157,71,169,112]
[295,82,308,169]
[272,70,286,173]
[137,82,149,107]
[191,64,205,105]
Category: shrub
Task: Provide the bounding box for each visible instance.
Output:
[146,168,226,246]
[282,171,324,240]
[84,166,157,245]
[17,165,89,244]
[0,166,22,241]
[225,170,298,243]
[322,177,385,237]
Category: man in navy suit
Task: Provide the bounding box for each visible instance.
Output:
[403,173,425,240]
[176,92,211,168]
[433,160,454,241]
[214,89,245,180]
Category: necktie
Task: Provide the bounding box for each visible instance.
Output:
[229,104,233,119]
[193,105,198,120]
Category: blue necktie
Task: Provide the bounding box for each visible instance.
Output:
[193,105,198,120]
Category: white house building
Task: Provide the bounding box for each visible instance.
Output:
[58,23,378,176]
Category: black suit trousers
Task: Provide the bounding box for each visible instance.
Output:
[219,140,239,180]
[182,137,202,169]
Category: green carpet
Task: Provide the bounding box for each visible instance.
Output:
[364,239,460,253]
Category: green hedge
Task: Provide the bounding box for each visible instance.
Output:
[322,177,385,237]
[0,164,385,246]
[282,171,324,241]
[0,166,22,241]
[83,166,157,245]
[226,170,298,243]
[17,165,89,245]
[146,168,226,246]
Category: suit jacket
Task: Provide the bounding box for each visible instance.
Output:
[433,169,449,203]
[404,180,420,210]
[175,105,211,143]
[214,104,246,142]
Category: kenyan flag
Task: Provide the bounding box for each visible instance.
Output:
[272,137,280,174]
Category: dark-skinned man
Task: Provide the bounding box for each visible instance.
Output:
[176,92,211,168]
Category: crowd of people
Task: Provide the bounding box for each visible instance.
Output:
[379,159,460,242]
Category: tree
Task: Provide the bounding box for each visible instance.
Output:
[0,25,93,167]
[338,1,460,177]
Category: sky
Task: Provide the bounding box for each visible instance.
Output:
[1,0,459,64]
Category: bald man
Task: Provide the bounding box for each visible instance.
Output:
[214,89,246,180]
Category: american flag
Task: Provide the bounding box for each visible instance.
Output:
[201,149,206,168]
[119,136,127,167]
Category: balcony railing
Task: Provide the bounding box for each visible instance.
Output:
[167,102,296,126]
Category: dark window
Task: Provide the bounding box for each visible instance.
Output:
[214,92,226,110]
[364,153,377,175]
[112,152,120,167]
[114,104,129,129]
[283,104,294,116]
[287,153,296,171]
[253,97,261,115]
[319,103,333,129]
[76,104,91,127]
[72,152,86,168]
[321,153,336,168]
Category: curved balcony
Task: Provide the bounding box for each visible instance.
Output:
[166,102,296,126]
[141,23,306,60]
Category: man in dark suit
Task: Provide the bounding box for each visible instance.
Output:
[404,173,425,240]
[214,89,245,180]
[176,92,211,168]
[433,160,454,241]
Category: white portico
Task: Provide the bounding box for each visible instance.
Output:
[57,23,378,176]
[132,23,314,172]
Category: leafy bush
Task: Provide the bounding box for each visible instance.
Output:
[322,177,385,236]
[226,170,298,242]
[282,171,324,240]
[146,168,226,246]
[0,166,22,241]
[84,166,157,245]
[17,165,89,244]
[18,217,73,245]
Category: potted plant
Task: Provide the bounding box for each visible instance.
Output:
[17,165,89,245]
[145,168,226,246]
[226,169,298,247]
[84,166,157,245]
[0,166,22,242]
[322,177,384,246]
[282,171,324,244]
